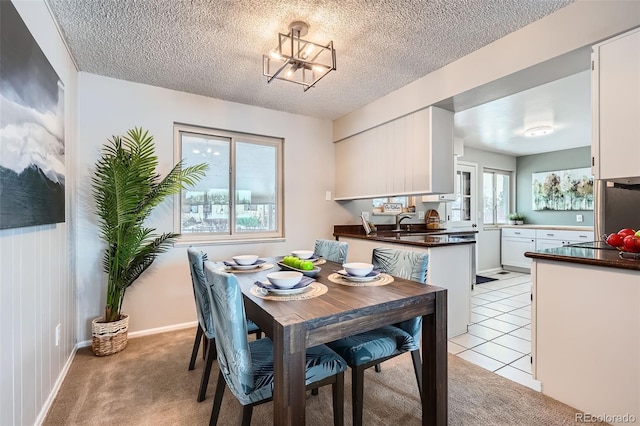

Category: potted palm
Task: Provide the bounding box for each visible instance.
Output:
[91,127,207,356]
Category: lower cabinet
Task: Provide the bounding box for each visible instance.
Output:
[531,259,639,422]
[501,227,594,271]
[501,228,536,270]
[339,236,472,338]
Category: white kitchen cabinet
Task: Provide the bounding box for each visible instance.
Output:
[334,106,454,200]
[531,259,639,423]
[501,228,536,270]
[591,27,640,182]
[534,229,594,251]
[421,138,463,202]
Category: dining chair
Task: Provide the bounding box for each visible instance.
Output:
[327,246,428,426]
[204,264,347,426]
[187,247,262,402]
[314,239,348,263]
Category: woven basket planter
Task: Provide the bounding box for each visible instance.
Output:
[91,314,129,356]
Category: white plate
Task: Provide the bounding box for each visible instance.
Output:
[256,281,313,295]
[224,259,266,270]
[336,270,381,282]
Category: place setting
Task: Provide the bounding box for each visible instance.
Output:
[330,264,392,286]
[220,254,275,273]
[328,262,394,287]
[250,271,328,301]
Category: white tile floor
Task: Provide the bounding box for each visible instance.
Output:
[448,270,541,391]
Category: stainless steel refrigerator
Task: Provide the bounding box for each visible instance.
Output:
[594,180,640,239]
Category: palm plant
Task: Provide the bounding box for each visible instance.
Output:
[92,127,208,323]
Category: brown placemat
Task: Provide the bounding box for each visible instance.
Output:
[313,258,327,266]
[249,282,328,301]
[327,272,394,287]
[219,263,275,273]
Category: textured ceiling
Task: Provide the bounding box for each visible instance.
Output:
[46,0,574,121]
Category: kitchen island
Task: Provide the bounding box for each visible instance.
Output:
[334,225,476,338]
[526,246,639,425]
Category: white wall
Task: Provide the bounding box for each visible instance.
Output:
[333,0,640,140]
[457,147,517,272]
[0,1,78,425]
[75,73,352,340]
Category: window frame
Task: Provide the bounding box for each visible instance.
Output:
[482,168,512,226]
[173,123,284,245]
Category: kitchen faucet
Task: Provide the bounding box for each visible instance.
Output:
[394,213,413,231]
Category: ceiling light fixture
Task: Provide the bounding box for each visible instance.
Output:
[263,21,336,92]
[524,126,554,137]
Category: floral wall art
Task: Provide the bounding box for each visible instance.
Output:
[0,1,65,230]
[532,167,593,211]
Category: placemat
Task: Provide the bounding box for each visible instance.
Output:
[313,258,327,266]
[249,282,328,301]
[327,272,394,287]
[219,263,275,273]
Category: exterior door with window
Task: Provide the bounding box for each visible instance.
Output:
[447,162,477,229]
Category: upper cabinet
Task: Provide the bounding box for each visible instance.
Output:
[591,27,640,183]
[334,106,454,200]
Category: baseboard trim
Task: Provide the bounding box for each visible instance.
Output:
[76,320,198,348]
[35,344,79,425]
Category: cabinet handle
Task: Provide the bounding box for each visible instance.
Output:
[514,232,521,235]
[546,233,554,237]
[578,235,588,238]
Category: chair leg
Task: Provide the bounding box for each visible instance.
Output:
[198,340,216,402]
[374,363,382,373]
[241,406,253,426]
[410,349,423,402]
[209,371,226,426]
[352,365,366,426]
[189,325,204,370]
[332,372,345,426]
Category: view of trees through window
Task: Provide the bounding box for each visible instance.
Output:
[483,169,510,225]
[176,125,283,240]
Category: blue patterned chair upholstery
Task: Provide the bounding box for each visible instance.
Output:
[204,264,348,426]
[327,246,428,426]
[314,239,348,263]
[186,247,261,402]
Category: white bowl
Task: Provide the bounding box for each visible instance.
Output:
[267,271,303,289]
[232,255,259,266]
[292,250,314,259]
[342,262,374,277]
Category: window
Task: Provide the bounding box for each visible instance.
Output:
[483,169,511,225]
[174,124,283,242]
[447,162,476,228]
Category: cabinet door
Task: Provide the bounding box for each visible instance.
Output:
[501,236,535,269]
[535,239,565,251]
[592,28,640,180]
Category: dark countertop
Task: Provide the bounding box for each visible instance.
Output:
[525,246,640,272]
[333,224,477,249]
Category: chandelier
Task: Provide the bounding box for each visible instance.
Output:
[263,21,336,92]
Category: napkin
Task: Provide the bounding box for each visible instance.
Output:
[224,259,267,267]
[254,276,315,290]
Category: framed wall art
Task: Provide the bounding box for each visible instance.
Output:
[0,1,65,230]
[532,167,594,211]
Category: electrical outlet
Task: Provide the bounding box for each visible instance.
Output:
[325,191,332,201]
[55,323,61,347]
[576,214,584,223]
[361,211,370,221]
[418,211,425,220]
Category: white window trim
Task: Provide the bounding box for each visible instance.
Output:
[483,167,512,226]
[173,123,284,244]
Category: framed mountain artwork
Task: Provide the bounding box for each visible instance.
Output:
[0,1,65,230]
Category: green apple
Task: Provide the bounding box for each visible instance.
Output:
[635,230,640,238]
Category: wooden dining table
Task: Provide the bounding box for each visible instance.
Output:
[224,257,448,426]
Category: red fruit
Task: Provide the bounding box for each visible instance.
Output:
[606,233,625,249]
[617,228,636,238]
[622,235,640,253]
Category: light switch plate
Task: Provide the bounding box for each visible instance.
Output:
[418,211,425,220]
[576,214,584,222]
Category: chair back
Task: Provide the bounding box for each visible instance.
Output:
[314,239,348,263]
[187,247,214,340]
[204,263,255,398]
[371,247,429,340]
[371,247,428,283]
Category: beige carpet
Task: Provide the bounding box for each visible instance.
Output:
[43,328,605,426]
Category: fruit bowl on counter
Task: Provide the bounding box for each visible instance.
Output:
[605,228,640,258]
